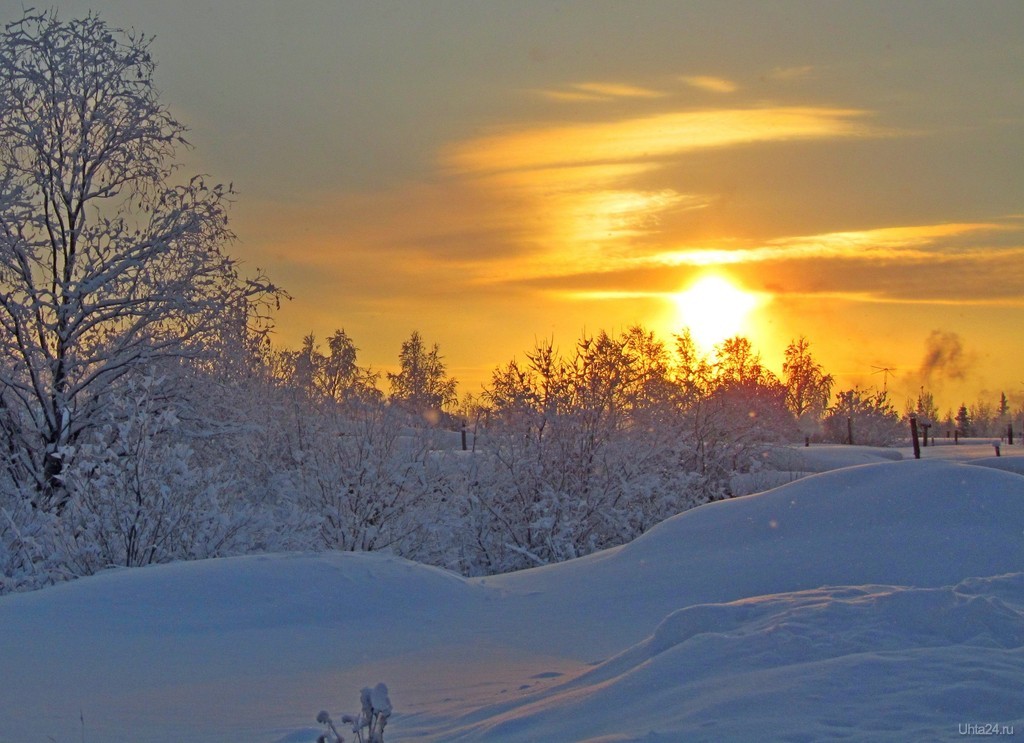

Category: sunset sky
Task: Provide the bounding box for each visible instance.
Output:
[6,1,1023,413]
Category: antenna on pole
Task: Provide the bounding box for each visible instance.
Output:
[871,365,897,392]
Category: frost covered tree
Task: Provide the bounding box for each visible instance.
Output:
[908,388,940,425]
[469,328,704,572]
[824,388,902,445]
[713,336,770,388]
[955,403,973,437]
[782,336,834,427]
[282,329,380,405]
[703,336,797,480]
[387,330,457,421]
[0,11,278,511]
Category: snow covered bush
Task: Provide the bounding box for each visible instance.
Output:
[453,328,724,573]
[318,683,392,743]
[291,401,448,556]
[824,388,903,446]
[58,375,272,574]
[0,494,71,593]
[449,429,706,575]
[665,331,807,496]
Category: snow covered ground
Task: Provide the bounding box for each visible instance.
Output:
[2,444,1022,742]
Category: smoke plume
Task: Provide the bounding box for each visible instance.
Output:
[919,330,971,383]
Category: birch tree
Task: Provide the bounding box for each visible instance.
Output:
[387,331,457,421]
[782,336,834,424]
[0,11,278,511]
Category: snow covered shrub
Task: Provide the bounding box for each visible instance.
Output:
[0,494,72,593]
[293,401,446,556]
[663,332,808,499]
[458,329,715,573]
[438,328,821,575]
[824,388,903,446]
[60,376,267,572]
[170,356,313,556]
[317,683,392,743]
[455,418,710,574]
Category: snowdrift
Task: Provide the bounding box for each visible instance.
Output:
[1,458,1022,742]
[482,459,1024,657]
[441,575,1024,742]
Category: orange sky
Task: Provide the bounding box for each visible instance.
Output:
[9,1,1024,413]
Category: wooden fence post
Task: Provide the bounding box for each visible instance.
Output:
[910,417,921,460]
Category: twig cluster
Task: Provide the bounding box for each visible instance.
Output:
[317,683,392,743]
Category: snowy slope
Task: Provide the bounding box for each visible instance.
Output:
[441,575,1024,742]
[1,455,1023,742]
[482,459,1024,657]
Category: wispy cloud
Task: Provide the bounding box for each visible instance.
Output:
[679,75,738,93]
[645,222,1009,267]
[765,65,815,82]
[486,219,1024,310]
[537,81,666,102]
[551,189,708,245]
[437,105,894,286]
[538,89,611,103]
[572,81,665,98]
[723,224,1024,306]
[447,106,884,176]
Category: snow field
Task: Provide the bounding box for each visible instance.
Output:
[0,452,1022,742]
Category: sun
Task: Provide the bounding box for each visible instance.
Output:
[672,274,762,350]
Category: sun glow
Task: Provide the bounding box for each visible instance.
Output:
[673,274,762,350]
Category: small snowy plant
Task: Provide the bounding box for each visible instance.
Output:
[317,683,392,743]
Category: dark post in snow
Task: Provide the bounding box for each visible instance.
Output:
[910,417,921,460]
[954,429,959,445]
[846,416,854,445]
[1008,424,1014,446]
[461,420,467,451]
[921,423,931,447]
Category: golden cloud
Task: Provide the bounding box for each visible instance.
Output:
[679,75,738,93]
[646,222,1009,268]
[438,106,890,281]
[537,81,666,102]
[572,81,666,98]
[538,89,612,103]
[446,106,884,176]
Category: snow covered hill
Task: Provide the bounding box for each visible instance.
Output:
[1,451,1022,742]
